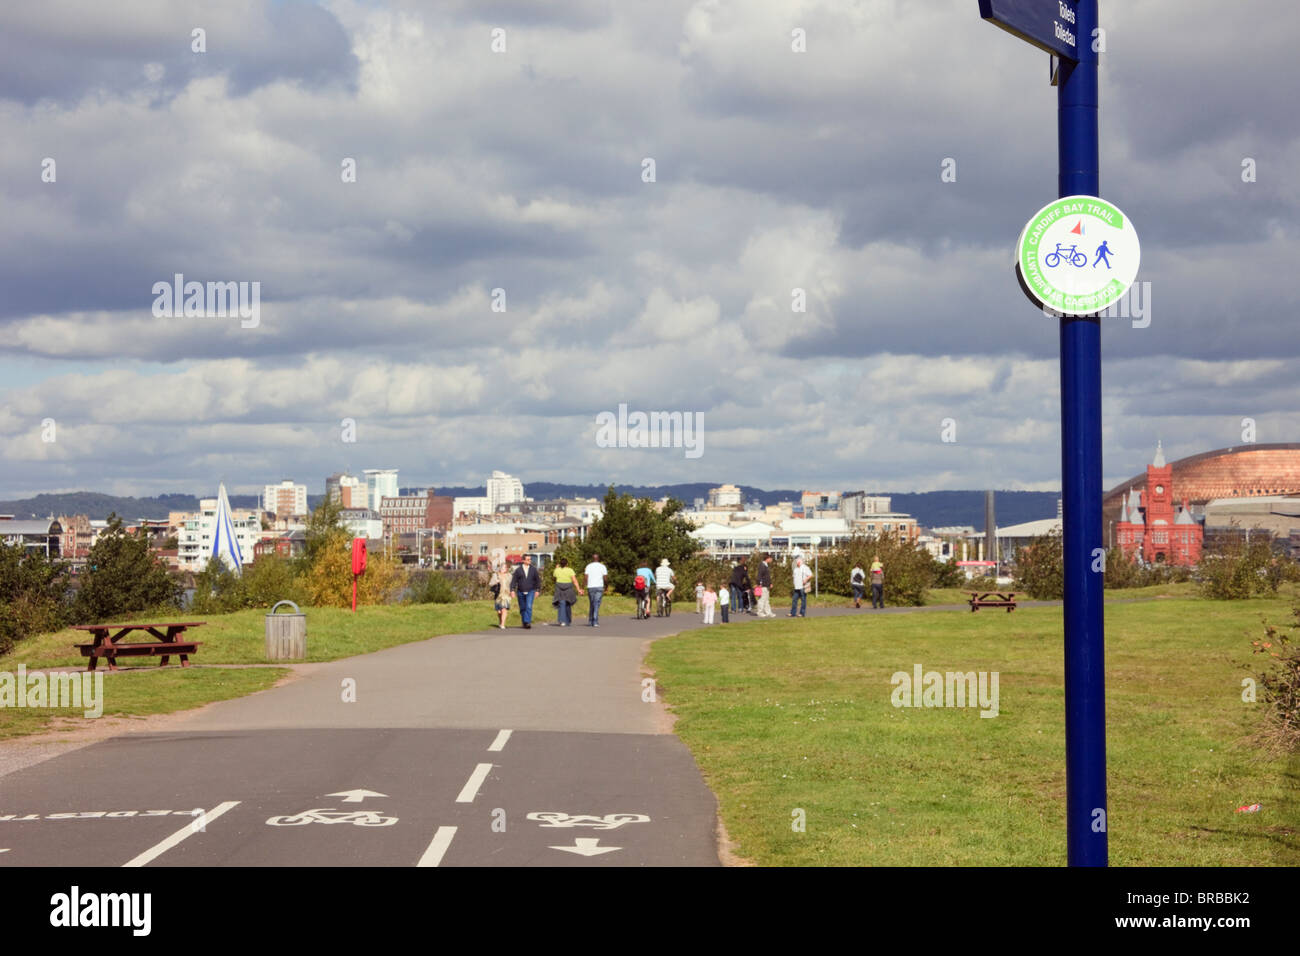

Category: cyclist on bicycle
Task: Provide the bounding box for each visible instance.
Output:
[654,559,676,615]
[634,561,655,619]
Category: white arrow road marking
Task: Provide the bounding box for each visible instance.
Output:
[550,838,621,857]
[455,763,494,803]
[326,789,388,803]
[122,801,240,867]
[416,826,457,867]
[487,729,512,752]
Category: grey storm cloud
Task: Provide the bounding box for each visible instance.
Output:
[0,0,356,105]
[0,0,1297,498]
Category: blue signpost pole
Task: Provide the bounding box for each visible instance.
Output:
[1057,0,1107,866]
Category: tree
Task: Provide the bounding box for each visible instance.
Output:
[1013,531,1064,600]
[72,514,181,621]
[298,494,350,575]
[302,535,403,608]
[549,487,699,593]
[0,543,71,654]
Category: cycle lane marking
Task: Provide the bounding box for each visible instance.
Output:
[416,826,458,867]
[455,763,494,803]
[487,730,512,752]
[122,801,241,867]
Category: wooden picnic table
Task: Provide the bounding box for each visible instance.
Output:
[71,622,205,671]
[968,592,1017,613]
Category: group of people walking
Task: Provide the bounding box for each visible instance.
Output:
[485,550,886,631]
[489,552,611,629]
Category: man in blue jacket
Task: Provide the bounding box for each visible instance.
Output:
[510,554,542,629]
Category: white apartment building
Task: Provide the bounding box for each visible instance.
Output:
[364,469,399,512]
[177,500,264,571]
[453,496,493,517]
[486,470,526,509]
[262,479,307,518]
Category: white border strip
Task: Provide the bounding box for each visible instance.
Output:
[416,826,457,867]
[455,763,494,803]
[122,801,240,867]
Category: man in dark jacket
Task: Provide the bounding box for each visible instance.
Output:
[754,553,775,618]
[510,554,541,629]
[729,558,752,614]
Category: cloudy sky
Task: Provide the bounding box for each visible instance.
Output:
[1,0,1296,500]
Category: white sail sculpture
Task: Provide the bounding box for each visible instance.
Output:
[210,482,244,574]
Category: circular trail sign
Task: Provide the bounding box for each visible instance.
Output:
[1015,195,1140,316]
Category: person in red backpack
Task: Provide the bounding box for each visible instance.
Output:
[633,572,649,619]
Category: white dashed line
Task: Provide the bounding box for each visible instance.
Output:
[416,826,457,867]
[122,801,240,867]
[487,729,512,752]
[455,763,494,803]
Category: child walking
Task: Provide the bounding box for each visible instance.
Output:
[702,583,717,623]
[718,581,730,623]
[695,580,705,614]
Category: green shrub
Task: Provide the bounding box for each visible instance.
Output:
[1251,606,1300,755]
[421,572,458,604]
[1198,536,1281,600]
[1013,531,1064,600]
[818,534,937,607]
[0,544,71,654]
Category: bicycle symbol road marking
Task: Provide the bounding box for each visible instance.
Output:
[526,811,650,830]
[266,808,399,827]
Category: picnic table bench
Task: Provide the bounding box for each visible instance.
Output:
[71,622,205,671]
[968,591,1017,613]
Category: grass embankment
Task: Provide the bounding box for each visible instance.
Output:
[0,668,285,739]
[0,595,638,738]
[647,588,1300,866]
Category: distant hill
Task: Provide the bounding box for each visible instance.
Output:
[2,487,1059,531]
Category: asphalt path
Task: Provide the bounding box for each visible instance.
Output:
[0,596,1064,867]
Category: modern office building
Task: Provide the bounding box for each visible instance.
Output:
[364,469,399,512]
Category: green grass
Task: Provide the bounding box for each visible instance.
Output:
[647,591,1300,866]
[4,600,529,669]
[0,667,285,739]
[0,595,640,737]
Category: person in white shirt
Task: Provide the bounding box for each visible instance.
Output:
[790,556,813,617]
[653,559,676,616]
[850,564,866,608]
[584,553,608,626]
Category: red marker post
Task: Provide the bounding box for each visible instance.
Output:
[351,538,367,613]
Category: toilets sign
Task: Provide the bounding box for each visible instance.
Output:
[979,0,1081,60]
[1015,195,1141,316]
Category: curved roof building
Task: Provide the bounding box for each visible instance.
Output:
[1103,442,1300,528]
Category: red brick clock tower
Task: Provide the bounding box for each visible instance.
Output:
[1115,442,1203,565]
